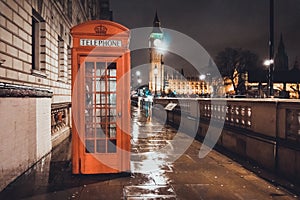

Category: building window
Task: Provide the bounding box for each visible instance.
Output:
[67,0,72,22]
[60,23,64,37]
[32,9,46,73]
[67,46,71,83]
[58,36,67,82]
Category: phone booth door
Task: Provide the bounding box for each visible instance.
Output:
[71,20,130,174]
[81,57,120,173]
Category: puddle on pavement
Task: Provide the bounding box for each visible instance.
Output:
[123,185,176,199]
[0,106,177,199]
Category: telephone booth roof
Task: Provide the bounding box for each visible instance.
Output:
[71,20,129,37]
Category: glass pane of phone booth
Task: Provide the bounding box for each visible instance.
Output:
[84,61,117,154]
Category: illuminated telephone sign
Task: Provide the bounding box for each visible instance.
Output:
[71,20,131,174]
[79,39,122,47]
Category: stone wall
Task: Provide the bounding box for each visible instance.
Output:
[0,0,86,103]
[0,97,51,191]
[0,0,96,103]
[0,0,95,191]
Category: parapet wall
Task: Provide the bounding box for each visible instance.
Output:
[0,97,51,191]
[153,98,300,185]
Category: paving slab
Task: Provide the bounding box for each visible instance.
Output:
[0,107,298,199]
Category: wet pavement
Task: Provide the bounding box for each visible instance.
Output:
[0,106,299,199]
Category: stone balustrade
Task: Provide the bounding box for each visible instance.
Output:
[51,103,71,148]
[153,97,300,184]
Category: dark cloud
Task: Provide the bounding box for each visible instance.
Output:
[111,0,300,69]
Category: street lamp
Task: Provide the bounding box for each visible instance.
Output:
[199,74,206,80]
[264,59,274,66]
[137,78,142,84]
[136,70,141,77]
[136,70,141,86]
[153,65,158,97]
[199,74,206,95]
[264,59,274,97]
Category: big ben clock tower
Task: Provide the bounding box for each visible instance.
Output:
[149,11,164,96]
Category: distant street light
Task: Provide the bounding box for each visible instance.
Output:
[137,78,142,84]
[199,74,206,80]
[135,70,142,89]
[136,70,141,76]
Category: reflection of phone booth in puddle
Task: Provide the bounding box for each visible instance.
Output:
[71,20,130,174]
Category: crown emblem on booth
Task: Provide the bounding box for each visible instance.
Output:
[94,25,107,35]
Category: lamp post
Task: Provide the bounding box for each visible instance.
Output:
[161,55,164,95]
[136,70,141,86]
[199,74,206,95]
[264,59,274,97]
[268,0,274,97]
[154,65,158,97]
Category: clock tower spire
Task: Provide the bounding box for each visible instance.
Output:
[149,11,164,96]
[153,10,161,28]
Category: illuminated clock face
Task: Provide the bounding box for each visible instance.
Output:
[153,38,161,47]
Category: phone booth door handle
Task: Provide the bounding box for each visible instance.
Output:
[118,112,122,117]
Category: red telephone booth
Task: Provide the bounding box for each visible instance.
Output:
[71,20,131,174]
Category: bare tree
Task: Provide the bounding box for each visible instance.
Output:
[215,48,259,95]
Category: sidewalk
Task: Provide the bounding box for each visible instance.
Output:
[0,107,298,199]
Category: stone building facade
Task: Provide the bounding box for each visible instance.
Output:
[0,0,111,191]
[167,78,209,96]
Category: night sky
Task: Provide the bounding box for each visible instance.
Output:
[110,0,300,74]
